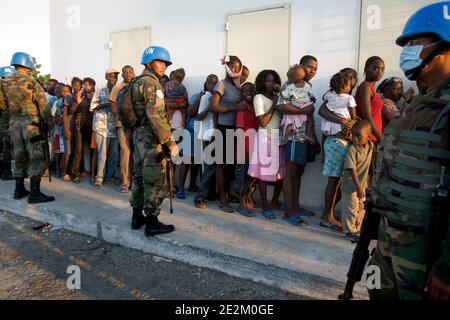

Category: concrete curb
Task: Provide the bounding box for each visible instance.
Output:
[0,180,368,300]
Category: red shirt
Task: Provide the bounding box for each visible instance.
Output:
[355,81,383,142]
[236,102,259,161]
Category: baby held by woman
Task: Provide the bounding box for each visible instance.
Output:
[280,64,316,142]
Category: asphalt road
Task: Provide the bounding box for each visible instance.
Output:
[0,211,306,300]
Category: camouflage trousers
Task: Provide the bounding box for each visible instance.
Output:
[9,116,47,178]
[368,218,428,300]
[130,125,168,217]
[0,111,12,163]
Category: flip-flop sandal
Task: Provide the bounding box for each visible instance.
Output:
[237,207,257,218]
[219,203,234,213]
[283,214,308,226]
[194,197,207,209]
[319,222,343,232]
[262,210,276,220]
[176,191,186,200]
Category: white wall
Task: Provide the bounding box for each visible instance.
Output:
[359,0,439,93]
[49,0,430,208]
[49,0,360,101]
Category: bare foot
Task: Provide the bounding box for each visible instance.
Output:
[328,218,343,228]
[321,214,342,227]
[245,195,255,209]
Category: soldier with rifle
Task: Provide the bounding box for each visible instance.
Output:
[341,2,450,300]
[1,52,55,204]
[129,46,179,237]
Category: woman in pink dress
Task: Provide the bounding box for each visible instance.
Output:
[248,70,286,220]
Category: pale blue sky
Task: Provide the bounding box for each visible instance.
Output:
[0,0,51,74]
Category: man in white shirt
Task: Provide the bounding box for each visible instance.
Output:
[90,68,119,187]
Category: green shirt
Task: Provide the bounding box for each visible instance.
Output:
[342,141,374,194]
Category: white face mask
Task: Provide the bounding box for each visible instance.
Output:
[399,41,441,79]
[400,45,423,74]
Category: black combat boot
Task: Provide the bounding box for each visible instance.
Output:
[144,214,175,237]
[28,177,55,204]
[14,177,30,200]
[1,161,14,181]
[131,206,146,230]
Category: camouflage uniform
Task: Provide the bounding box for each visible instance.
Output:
[1,72,51,178]
[129,69,176,216]
[368,78,450,300]
[0,78,12,167]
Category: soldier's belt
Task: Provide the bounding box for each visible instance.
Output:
[384,217,424,235]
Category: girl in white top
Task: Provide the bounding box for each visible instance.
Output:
[248,70,286,219]
[321,72,357,136]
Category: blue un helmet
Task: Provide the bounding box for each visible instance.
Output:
[141,46,172,66]
[396,1,450,46]
[397,2,450,80]
[0,66,15,78]
[10,52,34,69]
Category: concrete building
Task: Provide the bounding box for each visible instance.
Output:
[49,0,437,94]
[48,0,437,208]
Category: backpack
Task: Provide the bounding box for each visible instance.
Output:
[117,75,148,129]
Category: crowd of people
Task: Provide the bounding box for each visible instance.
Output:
[1,51,417,244]
[1,1,448,300]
